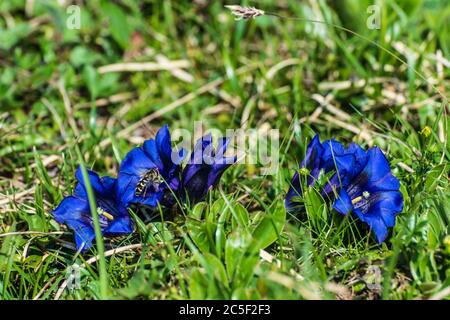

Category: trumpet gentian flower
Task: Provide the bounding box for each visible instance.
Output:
[332,147,403,243]
[117,125,186,208]
[285,135,403,243]
[181,134,236,204]
[285,134,368,211]
[52,167,133,251]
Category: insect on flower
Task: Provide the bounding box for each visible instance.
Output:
[117,125,186,208]
[134,168,164,197]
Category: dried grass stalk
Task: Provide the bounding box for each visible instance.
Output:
[225,5,265,20]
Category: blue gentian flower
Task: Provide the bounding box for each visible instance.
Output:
[286,135,403,243]
[332,147,403,243]
[181,134,236,204]
[52,167,133,251]
[117,125,186,208]
[285,134,368,211]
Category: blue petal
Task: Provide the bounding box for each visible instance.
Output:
[173,147,187,165]
[191,134,213,165]
[156,125,173,166]
[353,209,389,244]
[73,169,117,200]
[285,172,302,211]
[133,190,164,207]
[168,176,180,190]
[116,173,140,207]
[100,176,116,193]
[322,139,346,163]
[182,163,202,186]
[75,166,104,195]
[321,173,341,197]
[119,147,154,177]
[73,224,96,251]
[301,134,324,171]
[183,167,210,201]
[105,215,133,234]
[207,157,236,189]
[346,142,369,172]
[200,133,213,149]
[143,139,164,171]
[326,154,356,186]
[333,189,353,215]
[181,136,235,204]
[212,155,236,173]
[52,196,95,251]
[73,182,87,199]
[215,137,230,157]
[52,196,89,225]
[365,191,403,227]
[308,167,321,186]
[118,170,164,207]
[92,176,118,200]
[363,147,400,192]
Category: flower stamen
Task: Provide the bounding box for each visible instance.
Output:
[352,196,363,205]
[352,191,371,205]
[97,207,114,220]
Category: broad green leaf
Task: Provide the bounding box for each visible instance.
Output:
[82,65,99,100]
[250,204,286,252]
[424,164,448,193]
[102,2,132,49]
[186,218,210,253]
[190,202,207,220]
[224,230,252,279]
[0,23,31,50]
[204,252,229,290]
[231,202,250,229]
[188,269,208,299]
[215,207,227,260]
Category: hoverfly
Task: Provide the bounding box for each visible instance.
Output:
[135,168,164,197]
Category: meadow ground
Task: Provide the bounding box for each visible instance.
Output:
[0,0,449,300]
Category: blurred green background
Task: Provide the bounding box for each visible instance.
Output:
[0,0,449,300]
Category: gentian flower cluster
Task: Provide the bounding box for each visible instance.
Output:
[53,126,236,251]
[181,134,236,204]
[286,134,403,243]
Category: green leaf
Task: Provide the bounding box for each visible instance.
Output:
[117,270,154,299]
[82,65,99,100]
[225,230,252,280]
[102,2,132,49]
[186,218,210,253]
[231,202,250,229]
[215,207,227,260]
[0,223,16,273]
[33,148,60,203]
[250,204,286,252]
[190,202,207,219]
[424,164,448,193]
[188,269,208,299]
[304,187,329,232]
[0,23,31,50]
[203,252,229,289]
